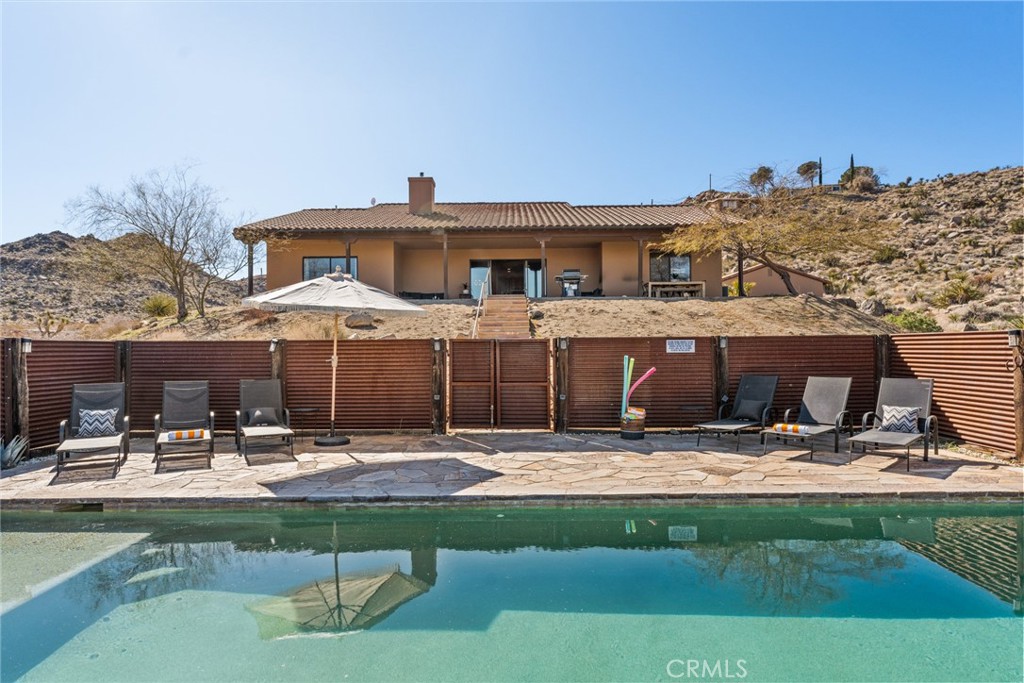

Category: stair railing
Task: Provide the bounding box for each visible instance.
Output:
[470,268,492,339]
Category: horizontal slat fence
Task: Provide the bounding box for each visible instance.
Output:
[129,341,271,434]
[728,336,879,423]
[890,332,1015,452]
[285,340,433,431]
[497,340,551,429]
[566,337,716,429]
[26,341,119,447]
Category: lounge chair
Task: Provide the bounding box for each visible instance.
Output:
[56,382,130,476]
[695,374,778,449]
[761,376,853,458]
[235,379,295,464]
[154,380,214,472]
[848,378,937,470]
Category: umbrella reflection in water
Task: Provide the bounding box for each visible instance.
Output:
[247,522,432,639]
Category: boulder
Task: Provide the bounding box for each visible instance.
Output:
[859,298,886,316]
[344,312,375,328]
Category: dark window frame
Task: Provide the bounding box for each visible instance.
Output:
[302,256,358,281]
[649,252,691,282]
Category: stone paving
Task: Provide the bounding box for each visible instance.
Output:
[0,432,1020,509]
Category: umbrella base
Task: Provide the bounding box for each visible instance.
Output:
[314,435,351,447]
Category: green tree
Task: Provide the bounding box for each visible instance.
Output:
[660,183,883,296]
[797,160,821,187]
[748,166,775,195]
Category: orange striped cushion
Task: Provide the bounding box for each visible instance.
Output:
[167,429,205,441]
[771,423,810,435]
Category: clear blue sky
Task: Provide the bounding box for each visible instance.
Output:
[3,1,1022,248]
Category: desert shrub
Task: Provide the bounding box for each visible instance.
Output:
[914,259,927,275]
[908,208,929,223]
[142,294,177,317]
[873,245,904,264]
[962,213,985,228]
[884,311,942,333]
[849,174,878,193]
[727,281,755,296]
[864,286,878,297]
[960,196,985,210]
[1009,217,1024,235]
[935,273,984,306]
[1006,315,1024,330]
[820,255,842,268]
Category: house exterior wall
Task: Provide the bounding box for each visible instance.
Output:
[266,237,396,292]
[266,234,720,298]
[722,267,826,296]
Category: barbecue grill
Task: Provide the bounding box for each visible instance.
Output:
[555,268,587,297]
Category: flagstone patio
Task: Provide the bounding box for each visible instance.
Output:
[1,432,1020,509]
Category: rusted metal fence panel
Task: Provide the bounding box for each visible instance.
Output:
[1,339,10,442]
[285,340,433,431]
[566,337,716,429]
[727,335,879,422]
[448,340,494,428]
[890,331,1015,452]
[26,340,119,448]
[129,341,271,434]
[496,340,551,429]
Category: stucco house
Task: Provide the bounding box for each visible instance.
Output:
[722,262,828,297]
[234,176,721,299]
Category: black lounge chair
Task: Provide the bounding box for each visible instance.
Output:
[56,382,130,477]
[154,380,214,472]
[695,374,778,449]
[761,376,854,458]
[235,379,295,464]
[848,378,937,470]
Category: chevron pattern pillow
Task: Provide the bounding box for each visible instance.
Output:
[880,405,919,433]
[78,408,118,438]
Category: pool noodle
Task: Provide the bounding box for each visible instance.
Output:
[621,356,630,417]
[626,367,657,403]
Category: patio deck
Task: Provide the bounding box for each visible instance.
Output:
[0,432,1020,509]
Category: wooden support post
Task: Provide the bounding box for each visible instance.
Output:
[117,341,131,426]
[431,338,445,434]
[538,238,548,297]
[555,338,569,433]
[636,238,645,296]
[442,233,449,299]
[247,242,254,296]
[875,335,890,392]
[12,338,30,447]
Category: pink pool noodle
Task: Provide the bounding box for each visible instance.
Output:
[626,367,656,404]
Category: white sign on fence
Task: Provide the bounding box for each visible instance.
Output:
[665,339,696,354]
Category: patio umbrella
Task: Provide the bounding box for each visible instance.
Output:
[246,523,430,639]
[242,268,426,446]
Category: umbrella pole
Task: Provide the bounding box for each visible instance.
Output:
[314,312,351,447]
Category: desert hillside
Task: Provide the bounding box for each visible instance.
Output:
[1,166,1020,340]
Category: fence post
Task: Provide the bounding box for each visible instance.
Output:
[271,339,287,381]
[432,338,445,435]
[713,336,729,412]
[11,338,29,448]
[555,338,569,433]
[117,341,131,422]
[2,339,13,443]
[1015,344,1023,462]
[875,335,890,391]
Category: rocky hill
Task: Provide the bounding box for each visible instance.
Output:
[0,231,245,337]
[690,166,1023,331]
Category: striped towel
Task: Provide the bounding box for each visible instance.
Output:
[167,429,205,441]
[772,423,810,435]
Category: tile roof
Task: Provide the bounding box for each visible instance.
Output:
[234,202,713,236]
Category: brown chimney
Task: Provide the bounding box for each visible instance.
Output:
[408,174,435,215]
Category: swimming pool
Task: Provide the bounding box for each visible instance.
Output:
[2,505,1021,682]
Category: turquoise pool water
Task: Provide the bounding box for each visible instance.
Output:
[1,505,1021,682]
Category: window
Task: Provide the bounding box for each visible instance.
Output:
[649,253,691,282]
[303,256,358,281]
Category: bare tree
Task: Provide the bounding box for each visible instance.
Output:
[66,165,245,320]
